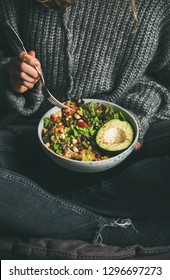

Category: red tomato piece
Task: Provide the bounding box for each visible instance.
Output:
[77,121,89,128]
[50,116,62,123]
[56,125,64,132]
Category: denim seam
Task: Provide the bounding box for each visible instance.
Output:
[0,241,77,259]
[1,241,170,259]
[0,169,117,225]
[0,241,136,259]
[140,247,170,254]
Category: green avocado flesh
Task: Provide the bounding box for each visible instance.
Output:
[96,119,134,152]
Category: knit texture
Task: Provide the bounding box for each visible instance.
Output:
[0,0,170,142]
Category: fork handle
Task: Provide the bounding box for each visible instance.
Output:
[35,66,45,86]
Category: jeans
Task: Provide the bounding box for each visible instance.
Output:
[0,120,170,247]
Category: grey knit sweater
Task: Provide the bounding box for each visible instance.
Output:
[0,0,170,142]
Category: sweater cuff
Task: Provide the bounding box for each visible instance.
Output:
[4,82,44,116]
[136,116,149,144]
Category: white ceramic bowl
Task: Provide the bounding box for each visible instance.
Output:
[38,99,139,173]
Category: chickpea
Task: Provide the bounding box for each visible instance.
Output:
[45,142,50,148]
[72,138,78,145]
[51,113,59,118]
[74,113,81,119]
[60,133,65,140]
[72,146,79,153]
[66,115,72,120]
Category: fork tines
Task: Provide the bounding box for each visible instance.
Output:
[47,96,66,109]
[47,97,76,112]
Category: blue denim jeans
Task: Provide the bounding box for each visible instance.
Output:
[0,120,170,247]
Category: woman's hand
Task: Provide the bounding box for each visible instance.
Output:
[8,50,41,94]
[134,141,141,151]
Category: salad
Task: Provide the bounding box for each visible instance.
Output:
[42,99,130,161]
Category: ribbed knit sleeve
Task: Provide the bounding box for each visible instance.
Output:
[116,76,169,142]
[0,0,44,122]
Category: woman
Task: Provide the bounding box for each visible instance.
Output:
[0,0,170,252]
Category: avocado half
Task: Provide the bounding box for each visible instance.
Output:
[96,119,134,152]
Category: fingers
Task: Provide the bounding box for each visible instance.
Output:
[8,50,41,94]
[18,51,40,68]
[134,141,141,151]
[9,75,39,93]
[9,64,38,82]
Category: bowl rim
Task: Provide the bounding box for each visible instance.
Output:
[38,99,139,165]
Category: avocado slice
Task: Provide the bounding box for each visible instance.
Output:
[96,119,134,152]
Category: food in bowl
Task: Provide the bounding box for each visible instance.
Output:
[41,99,134,162]
[38,99,139,173]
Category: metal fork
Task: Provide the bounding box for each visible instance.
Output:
[36,69,74,111]
[5,25,73,111]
